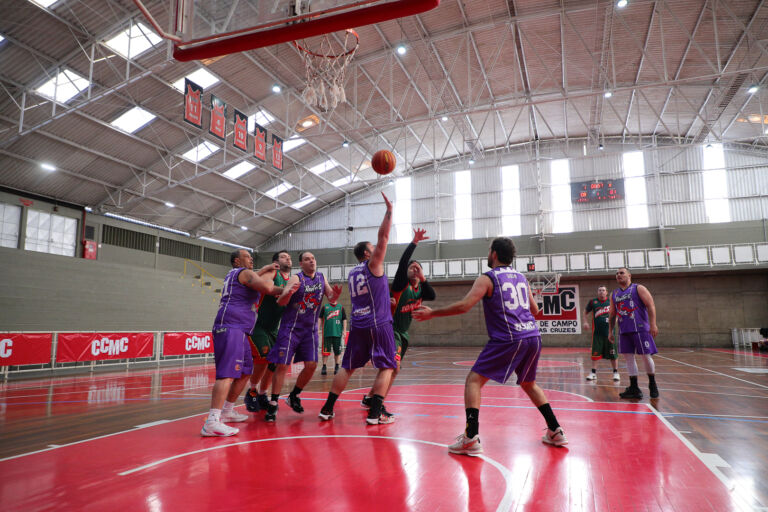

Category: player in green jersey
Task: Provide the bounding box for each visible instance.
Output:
[361,228,435,414]
[583,285,620,382]
[244,250,292,412]
[319,300,346,375]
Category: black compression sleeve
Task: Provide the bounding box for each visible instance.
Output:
[391,242,417,292]
[421,280,436,301]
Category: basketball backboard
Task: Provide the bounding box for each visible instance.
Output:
[133,0,440,61]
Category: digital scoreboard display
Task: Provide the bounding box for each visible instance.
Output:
[570,178,625,203]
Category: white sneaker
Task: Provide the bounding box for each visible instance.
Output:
[448,433,483,456]
[221,410,249,422]
[542,427,568,447]
[201,420,239,437]
[585,373,597,381]
[613,372,621,382]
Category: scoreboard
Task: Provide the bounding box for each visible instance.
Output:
[570,178,624,204]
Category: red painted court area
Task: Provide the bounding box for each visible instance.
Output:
[0,377,748,511]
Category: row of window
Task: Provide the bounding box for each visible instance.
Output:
[391,145,732,240]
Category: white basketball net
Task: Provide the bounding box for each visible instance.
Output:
[294,30,358,110]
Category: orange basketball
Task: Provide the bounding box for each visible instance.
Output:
[371,149,396,175]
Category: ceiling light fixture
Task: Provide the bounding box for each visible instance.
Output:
[617,0,628,8]
[604,91,612,98]
[342,140,350,148]
[468,159,475,165]
[396,44,407,55]
[40,163,56,171]
[441,116,448,121]
[272,84,282,93]
[747,84,759,94]
[241,226,248,230]
[598,144,605,151]
[164,201,175,208]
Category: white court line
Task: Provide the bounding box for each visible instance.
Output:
[657,355,768,390]
[116,434,515,512]
[135,420,170,429]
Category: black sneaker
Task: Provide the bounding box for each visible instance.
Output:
[257,393,269,410]
[321,365,327,375]
[265,402,278,422]
[244,389,260,412]
[286,394,304,413]
[361,396,372,409]
[380,405,394,418]
[619,386,643,399]
[649,382,659,399]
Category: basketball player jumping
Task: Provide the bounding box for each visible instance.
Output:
[413,237,567,455]
[319,192,397,425]
[264,251,342,422]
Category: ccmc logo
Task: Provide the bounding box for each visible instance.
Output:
[91,337,129,356]
[537,287,577,316]
[185,335,211,351]
[534,285,581,335]
[0,338,12,358]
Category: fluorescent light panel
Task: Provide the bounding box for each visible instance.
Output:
[36,69,90,103]
[264,182,294,198]
[110,106,156,133]
[223,161,256,179]
[173,68,220,92]
[199,236,250,249]
[182,140,220,162]
[104,22,162,59]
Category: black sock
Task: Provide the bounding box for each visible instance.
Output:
[322,392,339,412]
[368,394,384,418]
[291,385,302,397]
[537,403,560,431]
[591,369,597,374]
[271,393,279,403]
[648,374,656,385]
[465,408,479,438]
[629,375,639,388]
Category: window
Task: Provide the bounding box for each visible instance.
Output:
[283,136,306,152]
[104,22,162,59]
[622,151,650,228]
[702,144,730,223]
[0,202,21,248]
[36,69,90,103]
[501,165,521,236]
[292,195,317,209]
[332,175,355,188]
[308,159,338,175]
[264,182,294,198]
[393,177,412,243]
[223,161,255,179]
[110,106,156,133]
[25,210,77,256]
[248,110,275,130]
[454,171,472,240]
[182,141,220,162]
[550,159,573,233]
[173,68,220,92]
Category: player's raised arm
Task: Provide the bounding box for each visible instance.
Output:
[276,275,301,306]
[369,192,393,277]
[413,274,492,320]
[239,269,276,295]
[324,280,343,304]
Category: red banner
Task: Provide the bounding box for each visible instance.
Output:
[163,332,214,356]
[183,78,203,128]
[56,332,154,362]
[0,333,52,366]
[209,94,227,141]
[253,123,267,162]
[272,133,283,171]
[233,109,248,152]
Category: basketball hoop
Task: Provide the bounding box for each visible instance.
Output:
[526,272,561,305]
[293,29,359,110]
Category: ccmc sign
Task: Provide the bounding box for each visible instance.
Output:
[533,285,581,334]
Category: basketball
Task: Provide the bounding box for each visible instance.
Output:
[371,149,396,175]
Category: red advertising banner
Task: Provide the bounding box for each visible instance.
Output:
[183,78,203,128]
[533,285,581,334]
[0,333,53,366]
[56,332,154,362]
[233,109,248,152]
[253,123,267,162]
[163,332,214,356]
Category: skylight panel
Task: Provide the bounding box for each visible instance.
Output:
[30,0,59,8]
[308,159,338,175]
[104,22,162,59]
[36,69,90,103]
[110,106,156,133]
[182,140,220,162]
[283,136,306,152]
[264,182,294,198]
[223,161,256,179]
[248,110,276,130]
[173,68,220,92]
[331,175,355,187]
[292,195,317,209]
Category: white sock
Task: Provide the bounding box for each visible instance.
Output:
[222,401,235,412]
[208,408,221,422]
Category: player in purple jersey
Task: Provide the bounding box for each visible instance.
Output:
[319,192,398,425]
[414,237,567,455]
[201,249,291,437]
[264,251,342,422]
[609,267,660,399]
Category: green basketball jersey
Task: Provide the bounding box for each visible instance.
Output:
[321,303,345,338]
[585,298,611,337]
[254,271,289,336]
[392,283,423,334]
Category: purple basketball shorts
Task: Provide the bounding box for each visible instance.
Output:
[471,335,542,385]
[341,323,397,370]
[213,326,253,379]
[618,331,658,355]
[267,327,319,365]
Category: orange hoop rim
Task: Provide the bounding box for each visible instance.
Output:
[292,29,360,59]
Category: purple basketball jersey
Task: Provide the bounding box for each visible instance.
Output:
[482,266,539,342]
[213,268,261,331]
[348,260,392,329]
[612,283,651,334]
[277,272,326,336]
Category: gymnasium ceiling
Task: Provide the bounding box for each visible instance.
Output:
[2,0,768,248]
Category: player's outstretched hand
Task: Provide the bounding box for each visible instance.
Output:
[413,265,426,283]
[412,228,429,245]
[390,297,397,307]
[412,305,433,321]
[381,192,393,211]
[331,284,343,301]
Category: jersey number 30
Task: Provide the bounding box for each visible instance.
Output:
[349,273,369,298]
[501,282,530,311]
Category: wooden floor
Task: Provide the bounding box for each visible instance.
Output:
[1,347,766,511]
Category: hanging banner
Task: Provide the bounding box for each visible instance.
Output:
[253,123,267,162]
[209,95,227,141]
[0,333,52,366]
[163,332,214,356]
[233,109,248,152]
[56,332,154,362]
[533,285,582,334]
[272,133,283,171]
[183,78,203,128]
